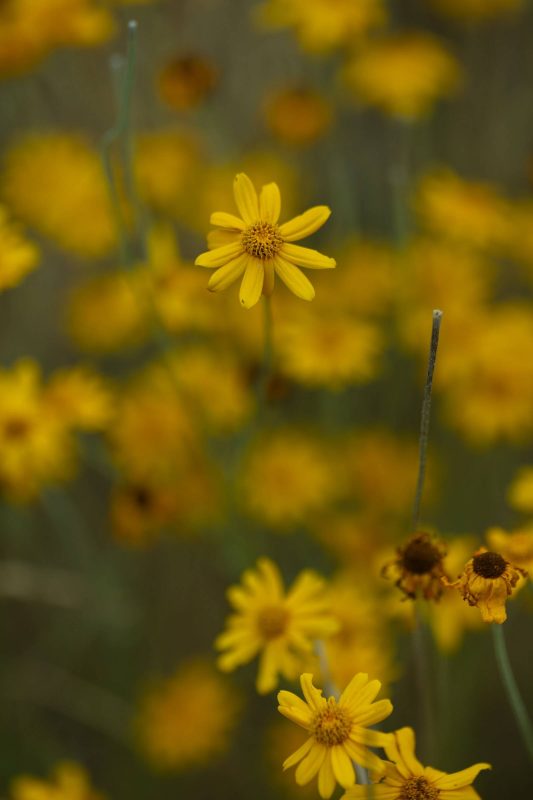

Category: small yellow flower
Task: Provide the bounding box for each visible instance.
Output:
[382,532,448,601]
[507,465,533,513]
[11,762,103,800]
[442,547,527,623]
[216,558,338,694]
[157,54,218,111]
[264,87,332,146]
[195,172,335,308]
[278,672,393,799]
[342,726,490,799]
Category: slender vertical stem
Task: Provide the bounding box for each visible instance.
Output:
[492,624,533,763]
[412,604,436,764]
[412,309,443,531]
[255,295,273,419]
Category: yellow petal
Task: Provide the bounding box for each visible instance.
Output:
[300,673,325,710]
[274,255,315,301]
[339,673,369,710]
[331,746,355,789]
[352,699,393,727]
[432,764,491,790]
[350,728,393,749]
[210,211,246,230]
[259,182,281,224]
[278,691,314,724]
[239,259,264,309]
[295,743,327,785]
[344,740,386,774]
[207,253,248,292]
[279,205,331,242]
[318,752,336,800]
[233,173,259,224]
[283,737,314,770]
[208,229,241,250]
[195,241,243,268]
[281,242,336,269]
[394,728,424,777]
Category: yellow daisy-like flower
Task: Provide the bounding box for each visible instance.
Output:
[216,558,338,694]
[195,172,335,308]
[278,673,393,799]
[343,726,490,799]
[11,762,103,800]
[442,547,527,623]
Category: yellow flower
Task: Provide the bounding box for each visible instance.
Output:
[0,205,39,291]
[111,480,180,547]
[157,54,218,111]
[343,32,461,119]
[508,466,533,513]
[135,659,240,770]
[44,367,114,431]
[343,726,490,799]
[486,526,533,573]
[278,673,392,799]
[382,532,448,602]
[11,762,103,800]
[264,87,332,146]
[2,133,116,259]
[216,558,338,694]
[442,547,526,623]
[195,172,335,308]
[430,0,523,23]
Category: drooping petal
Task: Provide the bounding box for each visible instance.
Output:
[282,737,314,770]
[281,242,336,269]
[279,205,331,242]
[432,763,491,790]
[274,255,315,301]
[239,259,264,309]
[233,173,259,224]
[295,743,327,785]
[300,674,326,710]
[195,241,243,268]
[330,745,355,789]
[210,211,246,230]
[259,182,281,224]
[207,253,248,291]
[318,752,336,800]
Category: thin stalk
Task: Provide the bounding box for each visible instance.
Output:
[412,309,443,531]
[412,604,436,764]
[255,294,274,420]
[492,623,533,763]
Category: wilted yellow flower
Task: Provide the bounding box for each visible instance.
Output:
[383,532,448,601]
[0,205,39,291]
[216,558,338,694]
[11,762,103,800]
[195,172,335,308]
[343,32,461,119]
[343,727,490,799]
[486,526,533,573]
[430,0,523,23]
[136,659,240,769]
[239,429,338,528]
[278,673,392,799]
[157,54,218,111]
[264,87,332,146]
[442,547,526,623]
[44,367,114,430]
[2,133,116,259]
[257,0,387,54]
[508,466,533,513]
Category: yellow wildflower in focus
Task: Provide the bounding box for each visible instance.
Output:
[216,558,338,694]
[157,54,218,111]
[136,659,240,770]
[278,673,392,799]
[486,526,533,574]
[414,168,511,252]
[264,87,332,147]
[430,0,523,23]
[44,367,114,431]
[343,727,490,799]
[195,172,335,308]
[11,762,103,800]
[442,547,526,623]
[2,133,116,259]
[0,205,39,291]
[383,532,448,602]
[508,466,533,513]
[343,32,461,120]
[240,430,338,529]
[257,0,387,54]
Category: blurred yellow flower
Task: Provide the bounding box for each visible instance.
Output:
[383,532,448,602]
[2,133,116,259]
[11,762,103,800]
[486,525,533,573]
[44,366,114,430]
[239,429,338,529]
[324,239,395,317]
[507,465,533,513]
[257,0,387,54]
[265,720,317,798]
[430,0,523,23]
[216,558,338,694]
[442,547,526,623]
[343,727,490,799]
[0,205,39,290]
[264,87,332,146]
[278,672,392,799]
[136,659,240,769]
[343,32,461,119]
[195,172,335,308]
[157,54,218,111]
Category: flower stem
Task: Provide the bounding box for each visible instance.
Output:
[256,294,274,419]
[492,623,533,763]
[412,309,442,531]
[412,604,436,764]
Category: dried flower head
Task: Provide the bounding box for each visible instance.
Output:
[382,532,447,601]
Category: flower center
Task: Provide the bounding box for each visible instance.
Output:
[130,485,153,510]
[312,700,352,746]
[473,551,507,579]
[241,221,283,260]
[401,534,442,575]
[256,604,289,640]
[399,776,440,800]
[3,417,30,439]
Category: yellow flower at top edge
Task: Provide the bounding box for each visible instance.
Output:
[11,762,103,800]
[215,558,338,694]
[278,672,393,799]
[195,173,335,309]
[343,727,490,799]
[430,0,523,24]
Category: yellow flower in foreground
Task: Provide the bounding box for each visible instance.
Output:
[11,762,103,800]
[216,558,338,694]
[343,727,490,799]
[195,172,335,308]
[278,673,392,799]
[442,547,526,623]
[0,205,39,291]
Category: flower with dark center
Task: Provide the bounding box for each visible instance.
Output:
[382,532,447,601]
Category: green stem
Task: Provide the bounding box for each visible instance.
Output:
[255,294,274,420]
[412,604,436,764]
[492,623,533,763]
